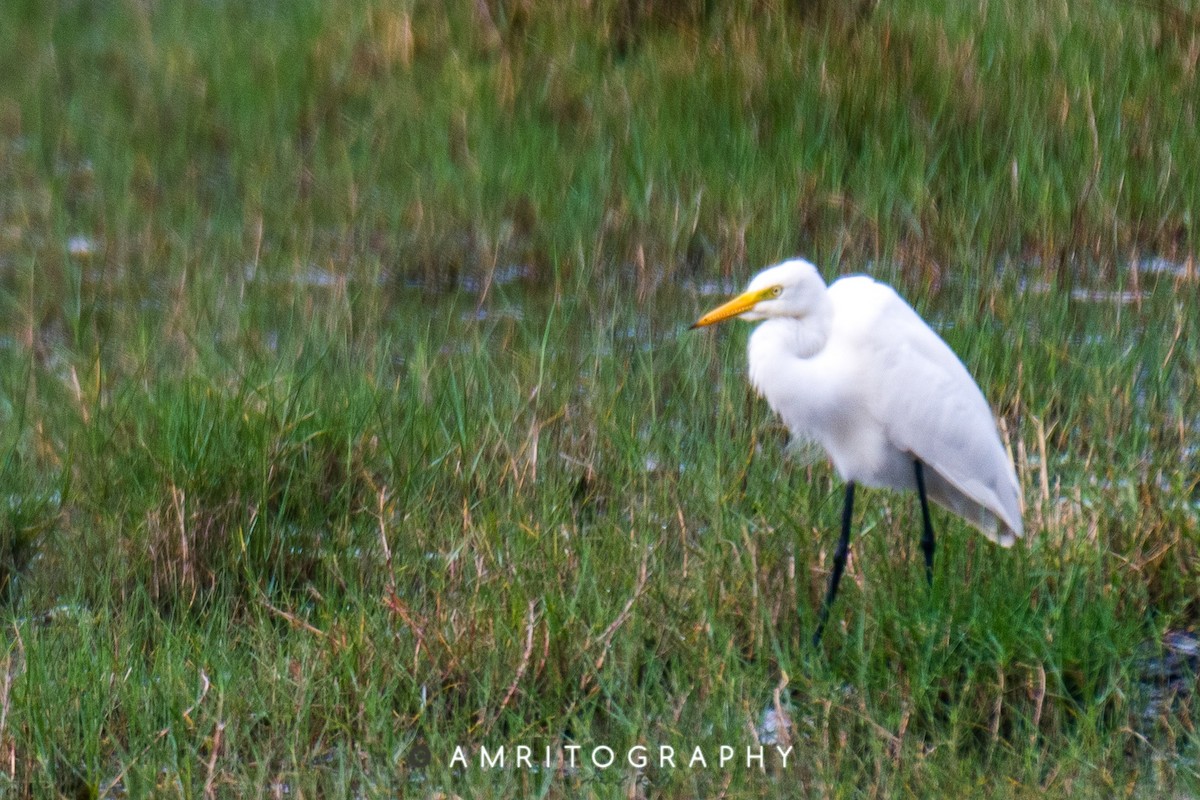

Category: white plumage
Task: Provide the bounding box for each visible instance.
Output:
[740,260,1021,544]
[693,258,1023,643]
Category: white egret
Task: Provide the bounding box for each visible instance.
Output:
[692,258,1022,645]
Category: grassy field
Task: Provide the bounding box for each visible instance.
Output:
[1,0,1198,796]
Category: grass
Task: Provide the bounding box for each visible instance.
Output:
[0,0,1198,796]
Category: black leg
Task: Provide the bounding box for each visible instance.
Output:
[812,482,855,647]
[914,460,935,587]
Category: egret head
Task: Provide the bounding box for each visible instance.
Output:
[691,259,828,328]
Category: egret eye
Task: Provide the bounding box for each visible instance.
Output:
[769,286,783,298]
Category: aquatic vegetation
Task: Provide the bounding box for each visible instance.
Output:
[0,0,1196,795]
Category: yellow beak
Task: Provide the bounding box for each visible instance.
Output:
[690,289,763,329]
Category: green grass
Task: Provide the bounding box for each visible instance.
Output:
[0,0,1198,796]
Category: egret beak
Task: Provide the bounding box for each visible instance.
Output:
[690,289,763,329]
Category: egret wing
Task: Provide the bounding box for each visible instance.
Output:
[864,291,1023,544]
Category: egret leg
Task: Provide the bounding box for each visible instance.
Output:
[812,482,855,647]
[913,460,935,587]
